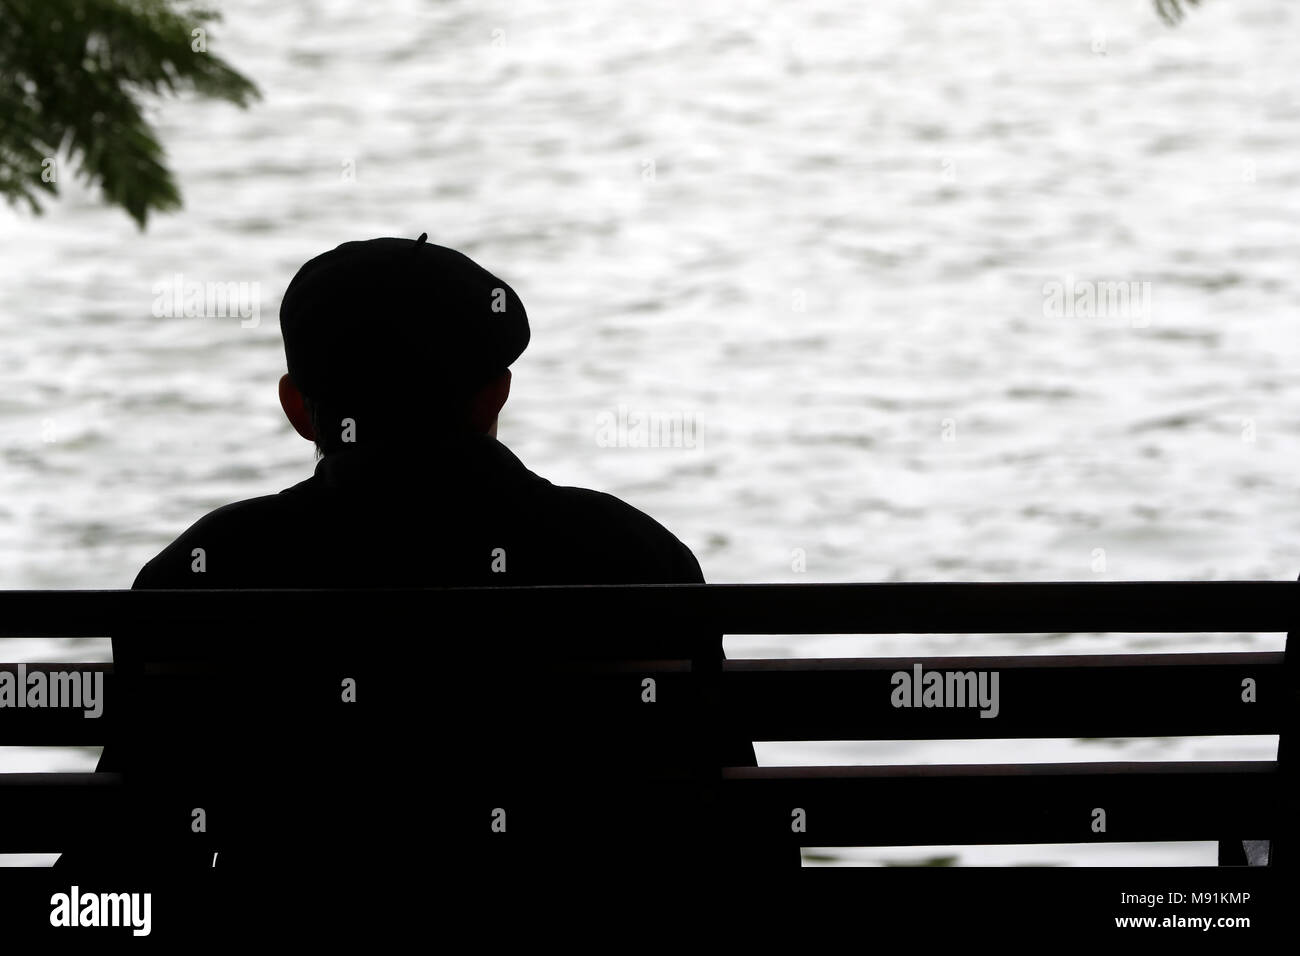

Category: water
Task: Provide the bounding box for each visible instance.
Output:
[1,0,1296,865]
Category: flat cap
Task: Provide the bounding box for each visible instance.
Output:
[279,234,529,407]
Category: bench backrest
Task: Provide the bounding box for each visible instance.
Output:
[0,583,1292,865]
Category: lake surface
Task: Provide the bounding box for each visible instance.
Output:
[1,0,1297,865]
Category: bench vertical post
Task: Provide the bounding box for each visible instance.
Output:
[1271,617,1295,868]
[1217,840,1248,866]
[1223,614,1293,868]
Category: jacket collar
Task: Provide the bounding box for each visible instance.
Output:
[310,432,540,492]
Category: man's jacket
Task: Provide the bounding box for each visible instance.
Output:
[91,433,793,871]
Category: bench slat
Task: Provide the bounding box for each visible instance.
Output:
[1,654,1282,744]
[0,763,1277,852]
[722,653,1284,740]
[713,761,1279,846]
[0,581,1296,635]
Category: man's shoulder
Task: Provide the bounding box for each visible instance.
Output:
[532,482,704,583]
[132,483,313,588]
[544,482,666,529]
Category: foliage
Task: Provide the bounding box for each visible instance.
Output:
[0,0,257,228]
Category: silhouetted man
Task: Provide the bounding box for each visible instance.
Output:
[80,235,793,874]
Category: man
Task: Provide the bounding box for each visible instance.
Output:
[82,235,792,873]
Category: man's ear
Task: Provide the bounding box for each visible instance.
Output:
[469,368,511,435]
[279,373,317,441]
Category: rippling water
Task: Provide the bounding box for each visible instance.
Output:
[1,0,1297,865]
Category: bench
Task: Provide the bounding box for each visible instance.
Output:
[0,583,1292,866]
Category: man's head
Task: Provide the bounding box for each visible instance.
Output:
[277,234,529,455]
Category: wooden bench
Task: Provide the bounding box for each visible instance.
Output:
[0,583,1292,866]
